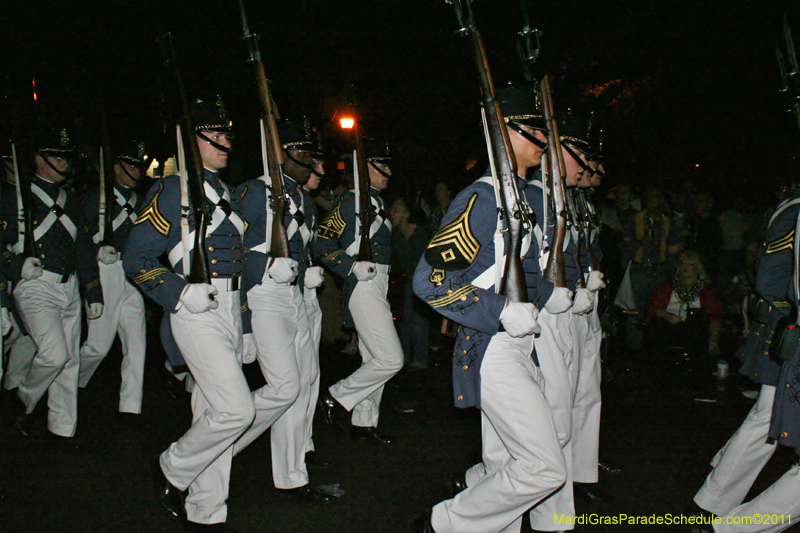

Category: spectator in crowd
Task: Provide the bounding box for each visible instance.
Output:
[644,250,724,361]
[390,198,434,370]
[619,185,683,350]
[686,192,723,281]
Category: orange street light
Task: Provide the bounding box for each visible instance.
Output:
[339,117,355,129]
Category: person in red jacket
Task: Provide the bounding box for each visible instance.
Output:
[645,250,724,358]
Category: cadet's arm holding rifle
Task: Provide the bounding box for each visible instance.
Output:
[238,0,290,260]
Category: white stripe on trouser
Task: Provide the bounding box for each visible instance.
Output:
[3,313,38,390]
[162,291,255,525]
[712,462,800,533]
[570,310,602,483]
[303,287,323,454]
[431,333,566,533]
[694,385,778,516]
[232,278,317,489]
[529,308,577,531]
[78,261,147,413]
[330,273,404,428]
[14,276,81,437]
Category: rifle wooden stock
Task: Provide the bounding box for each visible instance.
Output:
[160,33,212,285]
[99,108,115,247]
[451,0,527,303]
[539,75,567,288]
[238,0,290,260]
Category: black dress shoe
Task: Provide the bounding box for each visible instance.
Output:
[318,390,342,426]
[305,451,334,469]
[149,456,186,520]
[573,482,609,503]
[185,521,238,532]
[448,471,467,498]
[598,460,622,475]
[351,426,395,444]
[276,484,333,504]
[408,510,436,533]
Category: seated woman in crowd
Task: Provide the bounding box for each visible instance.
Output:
[644,250,724,359]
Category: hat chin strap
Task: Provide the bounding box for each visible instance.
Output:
[562,142,593,174]
[196,132,231,153]
[508,121,547,150]
[118,161,142,184]
[369,161,391,178]
[39,152,72,179]
[284,150,315,171]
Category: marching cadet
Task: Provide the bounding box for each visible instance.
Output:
[526,111,597,531]
[410,83,565,533]
[315,137,403,445]
[232,119,331,502]
[689,180,800,533]
[3,125,103,439]
[78,139,148,416]
[123,96,252,532]
[1,146,39,398]
[569,157,610,504]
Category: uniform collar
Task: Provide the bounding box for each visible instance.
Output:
[34,174,61,192]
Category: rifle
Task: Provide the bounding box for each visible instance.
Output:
[539,75,568,288]
[98,108,115,247]
[778,16,800,130]
[5,94,36,259]
[345,87,373,262]
[237,0,290,259]
[159,33,212,285]
[516,0,541,83]
[575,188,599,273]
[449,0,528,302]
[565,187,586,288]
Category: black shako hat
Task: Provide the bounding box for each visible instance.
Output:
[278,118,314,152]
[497,81,547,131]
[555,111,592,154]
[190,95,232,133]
[116,138,150,168]
[34,125,74,157]
[363,136,391,163]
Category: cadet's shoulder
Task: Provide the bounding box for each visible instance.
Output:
[239,177,267,194]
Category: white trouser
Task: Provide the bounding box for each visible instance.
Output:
[432,333,566,533]
[79,261,147,413]
[713,462,800,533]
[571,308,602,483]
[330,273,404,428]
[530,308,577,530]
[14,275,81,437]
[232,278,316,489]
[3,312,38,390]
[303,286,322,454]
[695,385,778,515]
[162,290,255,525]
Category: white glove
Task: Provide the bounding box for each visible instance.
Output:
[21,257,43,281]
[97,245,119,265]
[242,333,257,364]
[571,288,595,315]
[87,302,104,320]
[179,283,219,314]
[352,261,377,282]
[586,270,606,292]
[304,266,325,289]
[1,308,11,336]
[499,301,541,338]
[544,287,574,314]
[267,257,299,284]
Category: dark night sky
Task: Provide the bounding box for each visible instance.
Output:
[2,0,800,202]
